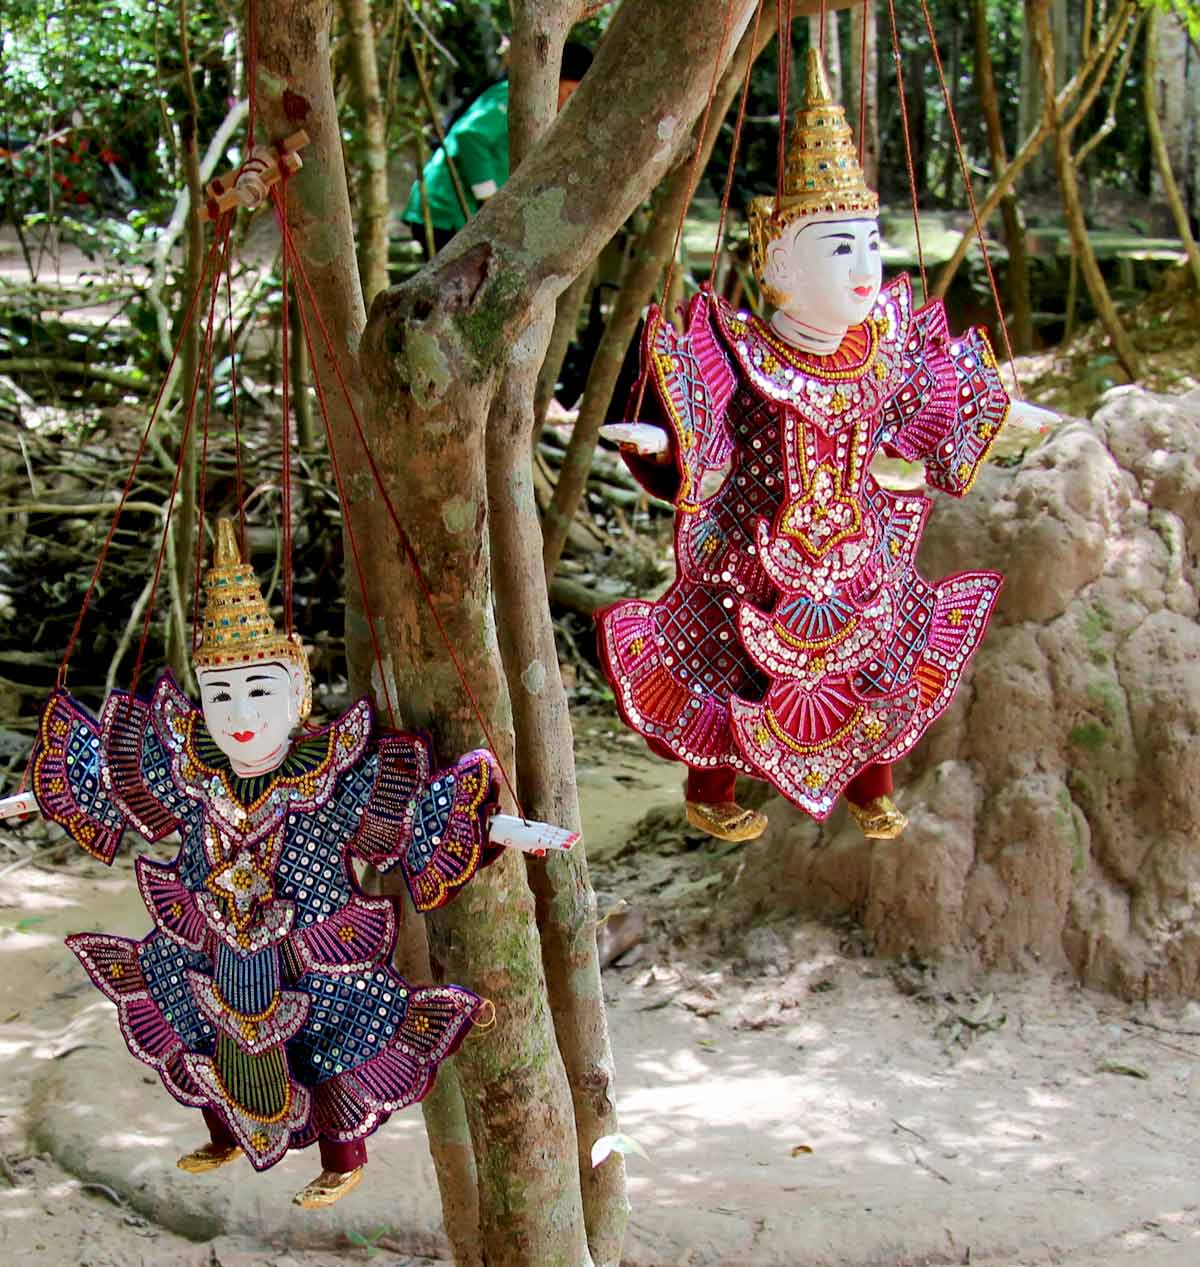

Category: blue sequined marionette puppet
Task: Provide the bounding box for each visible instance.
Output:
[21,518,573,1208]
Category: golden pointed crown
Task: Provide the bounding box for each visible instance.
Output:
[193,518,312,716]
[748,47,879,289]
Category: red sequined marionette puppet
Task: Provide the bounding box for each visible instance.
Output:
[598,50,1052,845]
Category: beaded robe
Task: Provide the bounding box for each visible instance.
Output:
[31,674,499,1170]
[598,276,1009,819]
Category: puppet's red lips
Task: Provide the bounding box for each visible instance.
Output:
[231,731,255,743]
[853,285,873,297]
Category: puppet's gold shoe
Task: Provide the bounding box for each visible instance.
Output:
[685,800,768,843]
[176,1142,241,1174]
[293,1166,364,1208]
[848,795,907,840]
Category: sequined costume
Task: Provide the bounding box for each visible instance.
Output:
[31,673,499,1170]
[598,275,1009,820]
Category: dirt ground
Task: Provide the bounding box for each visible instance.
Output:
[2,721,1199,1267]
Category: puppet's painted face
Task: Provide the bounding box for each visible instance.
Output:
[763,216,882,333]
[197,660,307,776]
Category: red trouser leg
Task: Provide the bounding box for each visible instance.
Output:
[203,1106,237,1149]
[685,765,738,804]
[205,1106,367,1172]
[844,763,893,805]
[319,1135,368,1171]
[642,737,739,805]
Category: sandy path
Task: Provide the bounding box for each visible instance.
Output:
[1,738,1197,1266]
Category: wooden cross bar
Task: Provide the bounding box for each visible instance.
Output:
[198,130,310,222]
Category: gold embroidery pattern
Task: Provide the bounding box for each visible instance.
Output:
[765,705,864,755]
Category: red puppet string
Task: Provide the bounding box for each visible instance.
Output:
[858,0,869,165]
[54,228,227,690]
[274,211,528,818]
[884,0,927,297]
[915,0,1021,394]
[631,0,741,424]
[711,0,767,280]
[129,213,233,698]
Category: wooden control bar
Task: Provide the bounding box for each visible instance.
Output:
[198,130,309,221]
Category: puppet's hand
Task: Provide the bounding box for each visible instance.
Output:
[600,422,671,459]
[0,790,39,822]
[488,813,579,857]
[1008,401,1058,434]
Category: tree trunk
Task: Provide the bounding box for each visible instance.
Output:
[339,0,390,305]
[541,10,776,582]
[358,3,761,1263]
[973,0,1033,354]
[934,1,1136,298]
[534,260,595,433]
[253,6,488,1261]
[366,872,485,1267]
[939,22,962,205]
[1031,0,1139,378]
[1144,10,1200,293]
[289,288,317,452]
[1147,6,1193,215]
[905,43,928,202]
[848,0,879,189]
[1020,0,1068,189]
[486,6,632,1259]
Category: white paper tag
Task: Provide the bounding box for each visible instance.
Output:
[0,790,40,821]
[488,813,579,856]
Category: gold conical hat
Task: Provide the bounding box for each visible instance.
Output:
[748,47,879,287]
[193,520,311,715]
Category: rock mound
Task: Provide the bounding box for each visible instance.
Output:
[727,386,1200,998]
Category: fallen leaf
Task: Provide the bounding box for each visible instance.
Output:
[790,1144,814,1156]
[1097,1060,1149,1080]
[591,1131,649,1168]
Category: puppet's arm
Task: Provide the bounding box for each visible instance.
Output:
[23,690,131,864]
[2,686,190,863]
[350,735,500,913]
[876,301,1014,497]
[600,292,737,507]
[351,736,578,912]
